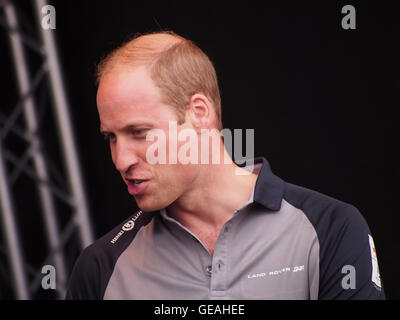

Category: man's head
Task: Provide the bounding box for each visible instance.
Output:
[97,31,222,130]
[96,31,224,211]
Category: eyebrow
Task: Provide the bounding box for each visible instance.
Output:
[99,123,154,134]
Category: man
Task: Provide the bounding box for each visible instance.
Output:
[66,31,384,299]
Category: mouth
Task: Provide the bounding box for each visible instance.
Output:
[126,179,150,196]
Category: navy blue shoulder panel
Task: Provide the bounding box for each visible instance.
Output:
[283,182,385,300]
[65,210,156,300]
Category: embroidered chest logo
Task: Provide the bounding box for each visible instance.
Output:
[247,265,305,279]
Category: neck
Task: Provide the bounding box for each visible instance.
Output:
[165,150,257,232]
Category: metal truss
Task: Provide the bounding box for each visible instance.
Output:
[0,0,94,299]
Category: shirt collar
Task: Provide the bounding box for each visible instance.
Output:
[243,157,284,211]
[157,157,284,220]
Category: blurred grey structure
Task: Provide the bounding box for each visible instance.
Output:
[0,0,94,299]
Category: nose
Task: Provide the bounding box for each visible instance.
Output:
[111,138,139,173]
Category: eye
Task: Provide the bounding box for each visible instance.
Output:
[131,128,148,138]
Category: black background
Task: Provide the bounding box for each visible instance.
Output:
[1,0,399,299]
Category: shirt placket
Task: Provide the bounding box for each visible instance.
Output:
[160,209,237,299]
[208,220,231,299]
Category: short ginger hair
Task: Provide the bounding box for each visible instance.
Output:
[97,31,222,130]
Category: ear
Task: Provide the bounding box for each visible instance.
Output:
[187,93,215,131]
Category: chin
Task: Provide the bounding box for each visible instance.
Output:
[134,196,169,213]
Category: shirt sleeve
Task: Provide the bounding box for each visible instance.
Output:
[65,244,102,300]
[317,204,385,299]
[65,210,153,300]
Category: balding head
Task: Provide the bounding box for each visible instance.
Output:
[97,31,222,130]
[97,32,184,80]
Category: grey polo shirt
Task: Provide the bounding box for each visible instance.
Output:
[66,157,384,300]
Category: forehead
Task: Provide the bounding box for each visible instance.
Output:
[96,65,176,129]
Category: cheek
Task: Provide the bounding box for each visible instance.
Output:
[153,163,189,186]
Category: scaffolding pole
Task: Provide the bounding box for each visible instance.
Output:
[0,0,95,299]
[33,0,94,248]
[0,141,29,299]
[4,1,67,299]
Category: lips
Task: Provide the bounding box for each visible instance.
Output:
[126,179,150,196]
